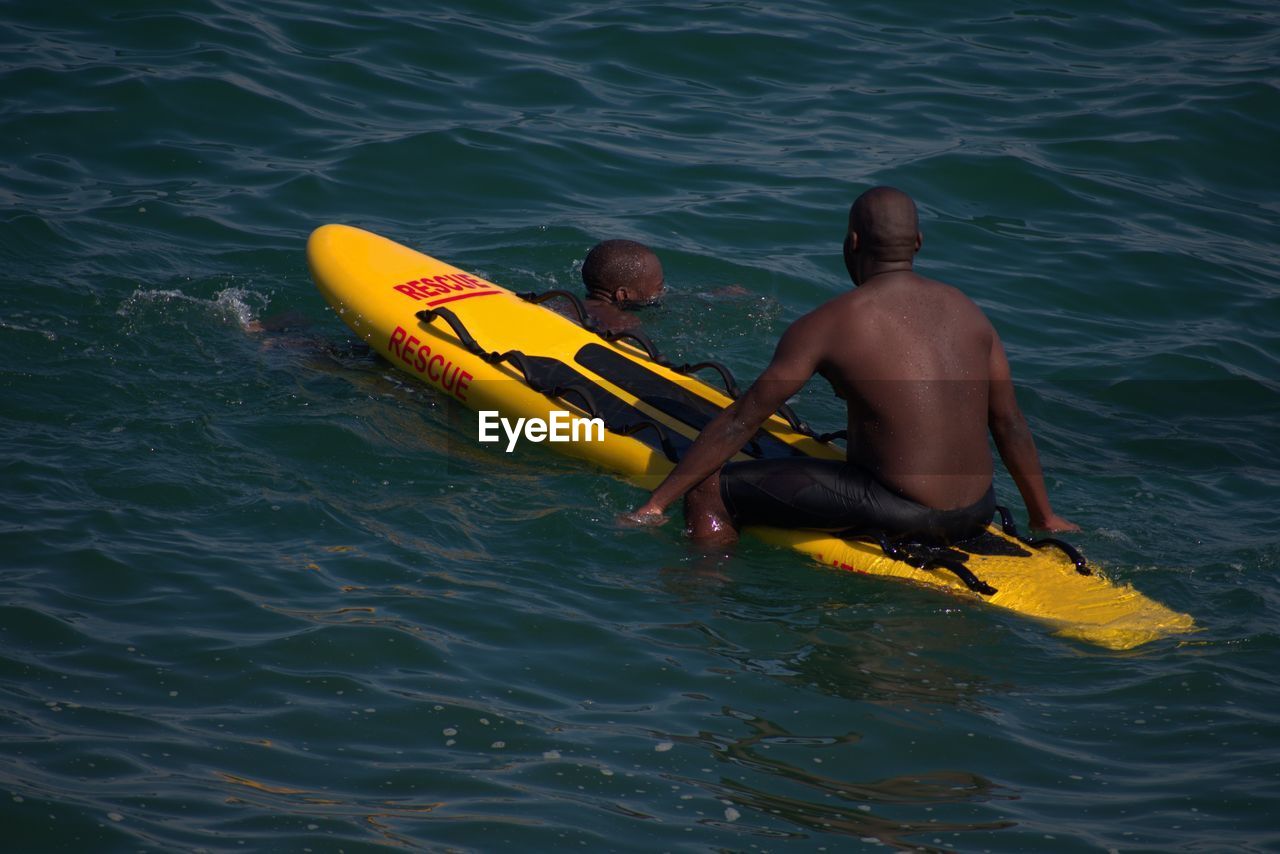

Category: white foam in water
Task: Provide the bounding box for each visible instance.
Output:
[116,286,268,331]
[0,316,59,341]
[117,288,190,316]
[214,287,261,330]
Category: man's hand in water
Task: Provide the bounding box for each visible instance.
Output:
[620,505,668,527]
[1031,513,1081,533]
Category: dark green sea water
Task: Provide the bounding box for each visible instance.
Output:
[3,1,1279,851]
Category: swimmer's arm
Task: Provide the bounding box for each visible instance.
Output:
[631,320,817,519]
[988,338,1080,533]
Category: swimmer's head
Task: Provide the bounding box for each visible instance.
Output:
[581,239,665,307]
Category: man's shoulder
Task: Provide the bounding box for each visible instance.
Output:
[583,299,640,334]
[907,274,991,317]
[901,271,964,296]
[795,289,864,333]
[796,273,986,326]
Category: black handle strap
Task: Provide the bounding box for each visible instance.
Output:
[874,534,998,596]
[875,537,1003,599]
[667,360,742,399]
[416,307,506,364]
[547,382,603,421]
[923,556,999,596]
[772,402,812,436]
[616,420,681,463]
[599,327,664,362]
[992,504,1090,575]
[995,504,1019,536]
[516,290,597,330]
[1024,537,1090,575]
[500,352,603,421]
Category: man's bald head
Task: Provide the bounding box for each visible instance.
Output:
[582,239,665,306]
[844,186,922,283]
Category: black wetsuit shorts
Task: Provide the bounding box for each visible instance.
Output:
[719,458,995,545]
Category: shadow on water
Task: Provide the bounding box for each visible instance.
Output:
[668,709,1015,851]
[646,553,1022,849]
[660,547,1004,708]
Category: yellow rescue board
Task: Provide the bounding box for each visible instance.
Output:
[308,223,1195,650]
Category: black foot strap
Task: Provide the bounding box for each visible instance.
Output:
[875,536,998,596]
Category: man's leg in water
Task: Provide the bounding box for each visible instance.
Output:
[684,469,739,546]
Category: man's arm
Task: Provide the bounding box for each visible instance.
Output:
[987,335,1079,532]
[631,315,822,519]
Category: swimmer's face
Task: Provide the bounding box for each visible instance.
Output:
[617,253,665,308]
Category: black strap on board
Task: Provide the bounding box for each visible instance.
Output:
[416,310,687,463]
[875,535,999,596]
[515,290,596,329]
[416,307,506,364]
[994,504,1090,575]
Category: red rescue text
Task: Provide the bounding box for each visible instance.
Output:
[392,272,499,307]
[388,325,474,402]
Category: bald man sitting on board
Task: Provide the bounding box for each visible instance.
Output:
[628,186,1077,545]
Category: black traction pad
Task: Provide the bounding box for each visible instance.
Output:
[574,343,804,460]
[511,353,693,461]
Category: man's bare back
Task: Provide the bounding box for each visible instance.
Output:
[808,271,996,510]
[630,186,1076,543]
